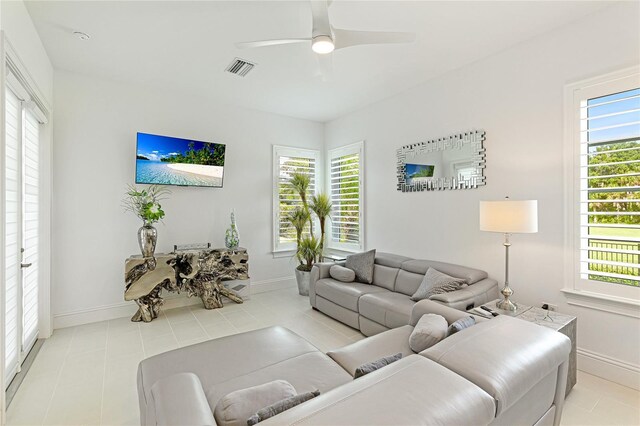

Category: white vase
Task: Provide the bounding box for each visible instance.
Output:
[295,268,311,296]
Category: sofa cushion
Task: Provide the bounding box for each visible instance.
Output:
[409,314,448,352]
[314,278,387,312]
[374,252,413,268]
[137,326,346,425]
[258,356,496,426]
[371,264,399,291]
[214,380,296,426]
[410,267,467,301]
[327,325,414,376]
[359,292,415,329]
[401,259,488,284]
[421,315,571,416]
[204,351,351,410]
[345,249,376,284]
[393,269,425,297]
[329,265,355,282]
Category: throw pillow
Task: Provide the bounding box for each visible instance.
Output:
[345,249,376,284]
[246,390,320,426]
[408,314,448,353]
[446,316,476,337]
[214,380,296,426]
[410,267,467,301]
[353,353,402,379]
[329,265,356,283]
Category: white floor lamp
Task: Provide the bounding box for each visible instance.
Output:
[479,198,538,311]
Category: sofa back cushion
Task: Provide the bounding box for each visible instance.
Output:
[372,264,399,291]
[370,252,412,291]
[401,259,488,284]
[394,269,425,296]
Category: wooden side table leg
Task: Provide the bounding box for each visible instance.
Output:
[219,285,243,304]
[131,287,163,322]
[194,276,224,309]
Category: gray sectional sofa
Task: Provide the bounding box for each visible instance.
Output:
[138,300,571,426]
[310,252,499,335]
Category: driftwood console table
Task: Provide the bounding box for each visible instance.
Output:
[124,248,249,322]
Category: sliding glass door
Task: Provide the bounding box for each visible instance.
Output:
[4,84,40,385]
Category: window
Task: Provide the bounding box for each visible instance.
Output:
[272,146,319,252]
[327,142,364,252]
[565,69,640,305]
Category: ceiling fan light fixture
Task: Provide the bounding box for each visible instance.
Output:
[312,35,334,54]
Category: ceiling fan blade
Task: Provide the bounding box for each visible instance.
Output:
[317,52,333,82]
[235,39,310,49]
[310,0,331,37]
[333,28,416,50]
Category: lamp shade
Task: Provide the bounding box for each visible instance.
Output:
[479,200,538,233]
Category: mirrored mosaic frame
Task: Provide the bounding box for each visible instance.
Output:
[396,130,486,192]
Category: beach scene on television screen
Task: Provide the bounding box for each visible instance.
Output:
[136,133,225,187]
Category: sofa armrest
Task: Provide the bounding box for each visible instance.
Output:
[312,262,342,280]
[410,300,488,326]
[309,262,340,308]
[150,373,216,426]
[428,278,499,307]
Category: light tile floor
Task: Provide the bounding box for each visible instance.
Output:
[6,288,640,426]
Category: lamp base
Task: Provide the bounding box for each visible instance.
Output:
[496,298,517,312]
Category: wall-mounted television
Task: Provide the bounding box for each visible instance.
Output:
[136,132,225,187]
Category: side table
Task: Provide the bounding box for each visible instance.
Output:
[469,299,577,396]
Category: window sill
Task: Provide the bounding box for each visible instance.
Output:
[561,288,640,319]
[272,250,295,259]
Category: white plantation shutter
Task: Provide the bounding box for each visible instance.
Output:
[273,146,319,251]
[578,84,640,288]
[22,110,39,351]
[328,142,364,251]
[4,88,21,379]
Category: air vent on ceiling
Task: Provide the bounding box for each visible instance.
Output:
[225,58,256,77]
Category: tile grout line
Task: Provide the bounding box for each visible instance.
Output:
[137,318,148,358]
[99,321,110,425]
[192,306,238,338]
[40,326,78,426]
[163,311,181,349]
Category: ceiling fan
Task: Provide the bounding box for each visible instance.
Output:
[236,0,415,77]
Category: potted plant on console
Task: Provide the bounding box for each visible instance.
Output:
[123,184,170,258]
[287,172,332,296]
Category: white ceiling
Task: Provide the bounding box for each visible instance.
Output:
[26,1,613,122]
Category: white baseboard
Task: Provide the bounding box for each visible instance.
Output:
[53,276,296,329]
[577,347,640,390]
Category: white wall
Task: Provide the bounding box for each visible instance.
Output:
[1,0,53,103]
[52,70,323,326]
[325,3,640,387]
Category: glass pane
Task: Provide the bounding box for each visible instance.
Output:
[588,123,640,143]
[587,88,640,106]
[588,110,640,130]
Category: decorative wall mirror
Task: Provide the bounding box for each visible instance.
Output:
[396,130,486,192]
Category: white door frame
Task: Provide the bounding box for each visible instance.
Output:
[1,32,52,418]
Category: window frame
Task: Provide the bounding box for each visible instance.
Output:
[563,67,640,316]
[326,141,365,253]
[272,145,320,254]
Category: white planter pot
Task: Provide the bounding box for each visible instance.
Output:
[295,269,311,296]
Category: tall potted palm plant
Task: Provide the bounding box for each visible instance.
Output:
[287,172,332,295]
